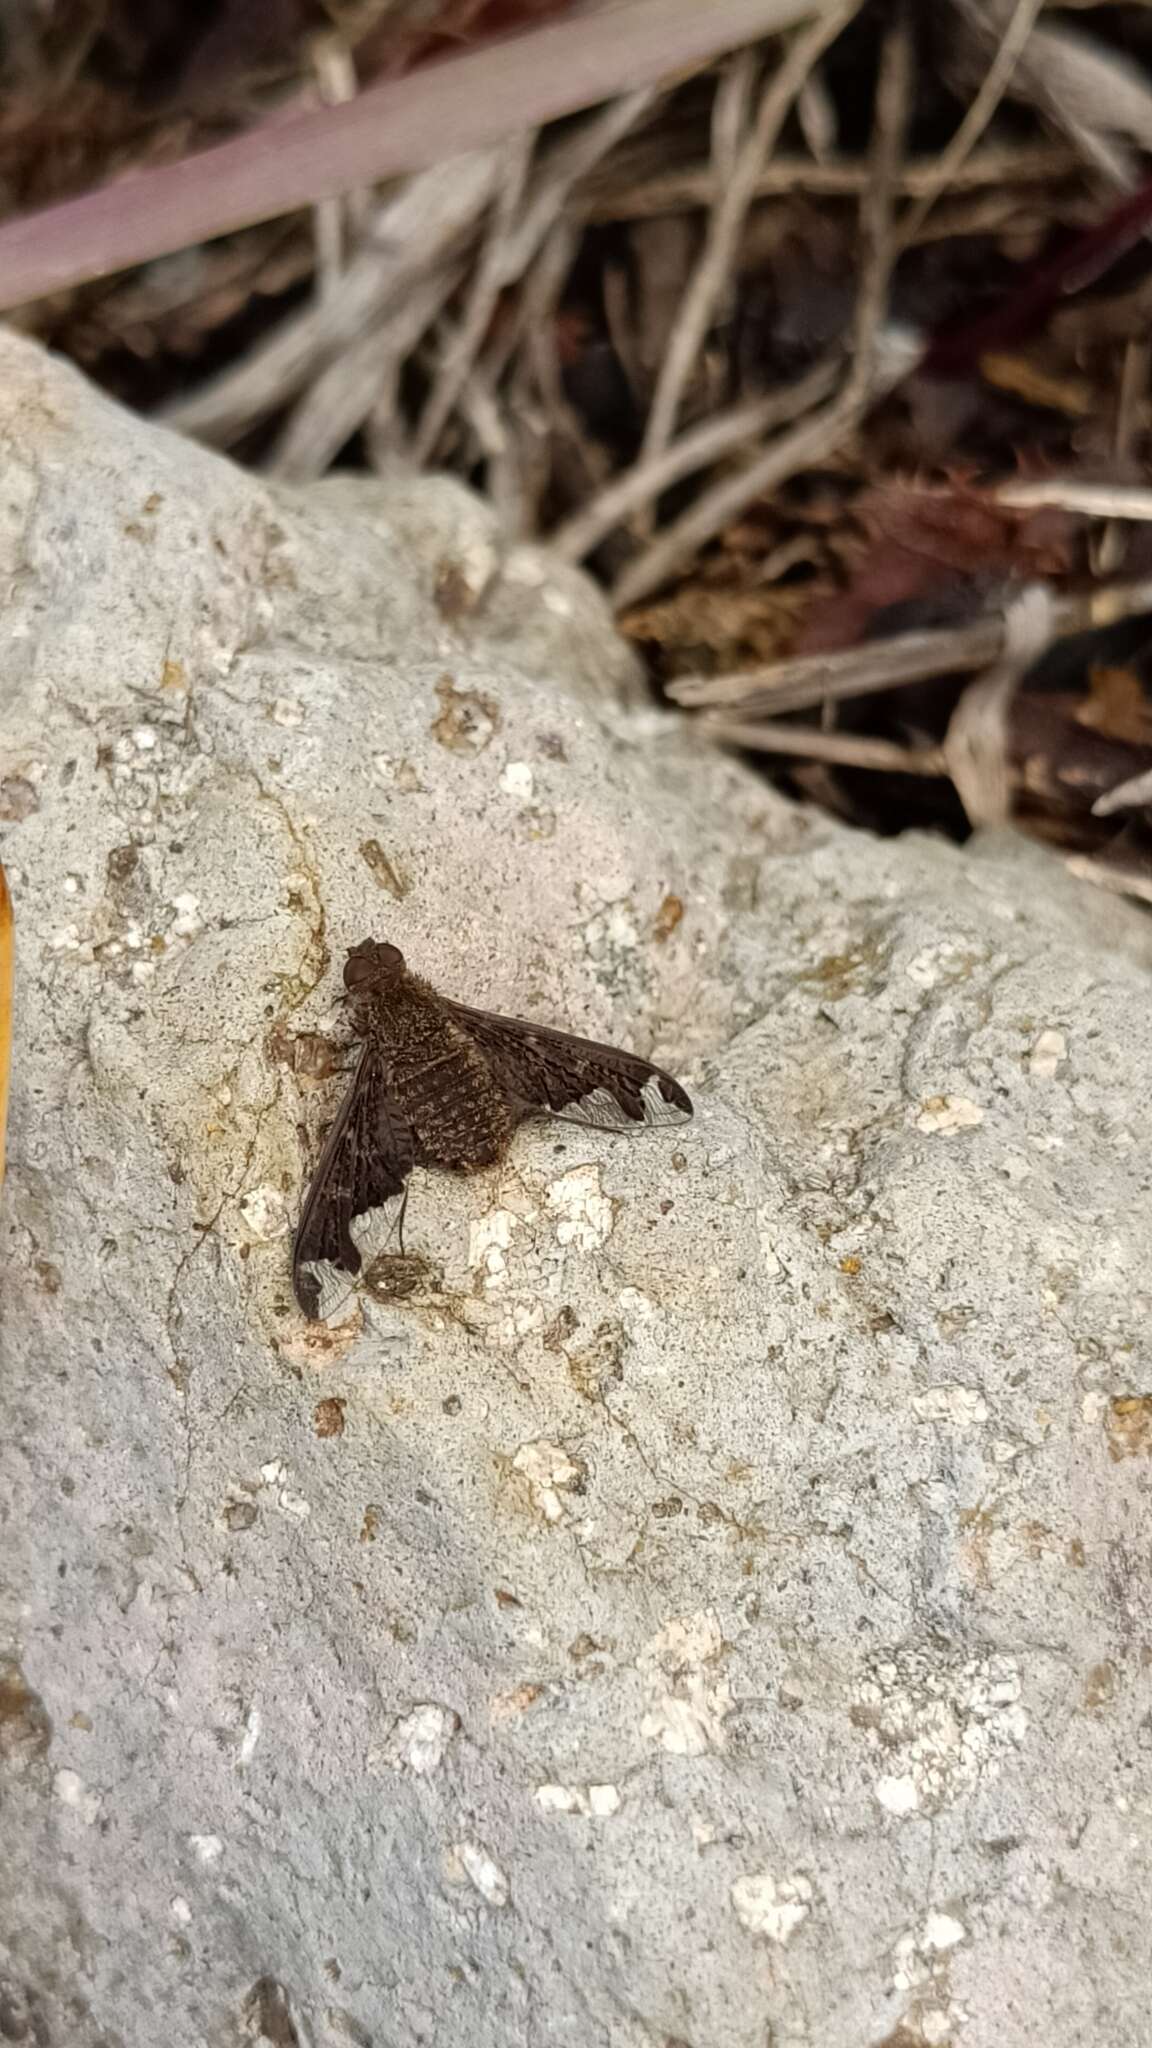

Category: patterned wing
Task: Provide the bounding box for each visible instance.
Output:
[292,1046,414,1320]
[446,1000,692,1131]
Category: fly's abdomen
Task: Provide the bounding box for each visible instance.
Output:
[389,1033,512,1172]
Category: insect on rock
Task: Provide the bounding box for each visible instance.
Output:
[292,939,693,1319]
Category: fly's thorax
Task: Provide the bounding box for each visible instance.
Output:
[359,971,458,1066]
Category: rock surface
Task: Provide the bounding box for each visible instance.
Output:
[2,330,1151,2048]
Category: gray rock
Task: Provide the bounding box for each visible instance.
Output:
[2,330,1151,2048]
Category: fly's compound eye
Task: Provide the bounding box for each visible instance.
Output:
[343,941,405,991]
[343,948,376,991]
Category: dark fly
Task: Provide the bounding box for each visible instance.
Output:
[292,939,692,1319]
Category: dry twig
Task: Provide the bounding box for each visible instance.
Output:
[697,721,947,774]
[455,362,530,536]
[161,152,504,445]
[1092,766,1152,818]
[997,480,1152,520]
[310,32,365,302]
[613,361,863,610]
[491,220,613,519]
[942,584,1055,826]
[613,0,910,611]
[898,0,1045,247]
[670,625,1004,713]
[413,88,657,466]
[670,577,1152,718]
[0,0,842,311]
[550,357,839,562]
[1065,856,1152,905]
[1093,337,1152,575]
[638,0,861,468]
[949,0,1152,188]
[583,141,1079,218]
[410,132,537,465]
[270,260,466,479]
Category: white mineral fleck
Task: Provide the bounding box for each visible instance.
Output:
[923,1911,966,1951]
[454,1841,509,1908]
[54,1768,101,1824]
[237,1184,290,1243]
[499,761,535,801]
[638,1612,731,1756]
[916,1095,984,1135]
[876,1773,919,1815]
[730,1872,812,1944]
[534,1783,620,1817]
[1029,1028,1067,1078]
[545,1165,614,1251]
[513,1439,582,1524]
[913,1385,988,1427]
[391,1704,458,1776]
[468,1208,517,1286]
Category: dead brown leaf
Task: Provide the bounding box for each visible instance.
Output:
[1076,665,1152,746]
[798,479,1078,656]
[620,581,808,675]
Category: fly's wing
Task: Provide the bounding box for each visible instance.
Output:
[446,1000,692,1131]
[292,1045,414,1321]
